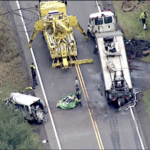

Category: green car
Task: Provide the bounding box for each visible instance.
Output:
[56,94,80,109]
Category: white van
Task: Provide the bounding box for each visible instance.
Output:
[5,93,48,123]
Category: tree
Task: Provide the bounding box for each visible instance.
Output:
[0,100,41,149]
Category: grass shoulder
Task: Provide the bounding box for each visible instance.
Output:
[0,1,41,149]
[112,1,150,62]
[112,1,150,41]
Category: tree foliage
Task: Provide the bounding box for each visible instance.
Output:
[0,100,41,149]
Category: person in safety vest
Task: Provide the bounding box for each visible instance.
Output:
[30,63,36,73]
[75,77,79,90]
[93,44,98,54]
[30,63,38,89]
[140,11,148,30]
[32,70,38,89]
[76,88,82,107]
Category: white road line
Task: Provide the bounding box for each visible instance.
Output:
[95,1,145,149]
[15,1,62,150]
[130,108,145,150]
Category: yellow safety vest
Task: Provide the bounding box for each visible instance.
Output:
[25,87,33,90]
[30,65,36,70]
[140,12,148,19]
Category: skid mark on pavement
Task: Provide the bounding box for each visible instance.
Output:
[110,116,121,150]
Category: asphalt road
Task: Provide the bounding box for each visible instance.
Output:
[9,1,148,149]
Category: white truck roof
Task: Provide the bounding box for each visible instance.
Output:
[10,93,40,106]
[96,30,132,91]
[89,11,114,18]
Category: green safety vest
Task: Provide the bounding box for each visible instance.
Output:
[140,12,148,19]
[76,90,81,100]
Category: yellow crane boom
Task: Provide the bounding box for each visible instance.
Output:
[28,15,89,48]
[28,1,93,69]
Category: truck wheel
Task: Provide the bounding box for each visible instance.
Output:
[117,97,125,107]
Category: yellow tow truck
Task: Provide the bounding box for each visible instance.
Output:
[28,0,93,69]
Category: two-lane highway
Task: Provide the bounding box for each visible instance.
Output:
[10,1,148,149]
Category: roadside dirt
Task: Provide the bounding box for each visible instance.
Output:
[2,1,50,149]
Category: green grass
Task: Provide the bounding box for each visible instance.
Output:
[141,55,150,62]
[0,2,42,149]
[143,89,150,123]
[113,1,150,62]
[0,4,28,100]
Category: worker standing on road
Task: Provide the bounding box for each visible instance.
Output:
[140,11,148,30]
[32,69,38,89]
[30,63,36,73]
[75,77,79,90]
[30,63,38,89]
[93,44,98,54]
[76,88,82,107]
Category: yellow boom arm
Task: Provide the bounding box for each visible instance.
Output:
[28,20,45,48]
[68,15,90,41]
[55,20,72,33]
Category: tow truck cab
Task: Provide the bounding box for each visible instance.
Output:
[87,10,117,36]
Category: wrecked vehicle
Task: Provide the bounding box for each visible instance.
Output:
[5,93,48,123]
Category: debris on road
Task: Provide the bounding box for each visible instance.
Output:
[118,88,141,111]
[56,94,80,109]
